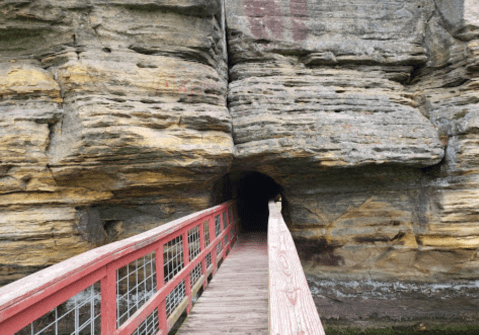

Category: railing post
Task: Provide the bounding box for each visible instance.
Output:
[182,230,193,314]
[156,243,168,334]
[199,219,208,290]
[210,214,218,275]
[268,201,326,335]
[227,206,233,249]
[101,266,117,335]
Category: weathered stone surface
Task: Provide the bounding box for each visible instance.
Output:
[0,207,90,284]
[1,0,479,330]
[225,0,444,280]
[406,2,479,288]
[435,0,479,41]
[226,0,444,174]
[0,0,231,285]
[309,277,479,327]
[224,0,479,328]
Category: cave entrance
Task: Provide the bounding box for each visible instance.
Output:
[211,171,282,232]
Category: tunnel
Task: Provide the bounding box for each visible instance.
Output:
[211,171,283,232]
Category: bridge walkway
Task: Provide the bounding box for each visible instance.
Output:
[176,232,268,335]
[1,201,325,335]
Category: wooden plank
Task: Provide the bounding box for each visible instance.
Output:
[176,233,269,335]
[167,297,188,330]
[191,275,206,298]
[268,201,325,335]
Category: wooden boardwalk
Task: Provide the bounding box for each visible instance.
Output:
[176,232,269,335]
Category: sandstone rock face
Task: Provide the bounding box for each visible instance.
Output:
[227,0,444,172]
[225,0,479,327]
[226,0,447,279]
[409,0,479,283]
[1,0,479,329]
[0,0,231,284]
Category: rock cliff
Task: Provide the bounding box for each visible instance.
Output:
[225,0,478,282]
[0,0,232,284]
[1,0,479,329]
[224,0,479,327]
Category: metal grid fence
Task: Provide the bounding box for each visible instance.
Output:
[203,220,210,247]
[214,215,221,238]
[116,252,157,328]
[206,252,212,269]
[188,226,201,261]
[164,235,184,283]
[8,202,239,335]
[190,262,202,287]
[16,282,101,335]
[132,307,159,335]
[222,212,228,230]
[166,280,186,318]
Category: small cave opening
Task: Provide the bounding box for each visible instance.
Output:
[211,171,283,232]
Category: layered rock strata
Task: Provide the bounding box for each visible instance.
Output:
[225,0,479,326]
[226,0,446,278]
[0,0,479,329]
[0,0,231,284]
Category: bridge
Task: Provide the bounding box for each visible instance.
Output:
[0,200,325,335]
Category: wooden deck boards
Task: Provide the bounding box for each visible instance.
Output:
[176,232,269,335]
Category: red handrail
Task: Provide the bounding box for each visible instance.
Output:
[268,200,325,335]
[0,201,239,335]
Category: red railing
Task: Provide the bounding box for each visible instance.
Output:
[268,200,325,335]
[0,201,239,335]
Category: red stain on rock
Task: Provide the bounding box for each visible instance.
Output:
[244,0,284,39]
[290,0,309,41]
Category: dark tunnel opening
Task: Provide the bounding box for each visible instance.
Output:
[211,171,283,232]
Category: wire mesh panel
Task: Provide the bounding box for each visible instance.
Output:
[163,235,184,283]
[228,207,233,225]
[116,251,157,328]
[222,212,228,230]
[190,262,202,287]
[205,252,212,269]
[165,280,186,318]
[214,215,221,238]
[187,226,200,261]
[224,234,229,247]
[203,220,210,247]
[16,282,101,335]
[132,307,159,335]
[216,241,223,256]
